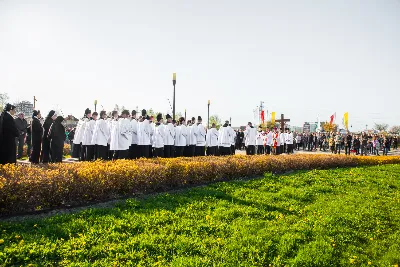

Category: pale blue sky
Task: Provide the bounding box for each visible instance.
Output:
[1,0,399,130]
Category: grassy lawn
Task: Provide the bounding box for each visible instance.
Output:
[1,165,400,266]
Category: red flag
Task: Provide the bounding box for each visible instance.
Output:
[261,111,265,123]
[330,114,335,125]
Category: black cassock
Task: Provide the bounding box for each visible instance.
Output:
[30,117,43,164]
[49,120,66,163]
[0,112,20,164]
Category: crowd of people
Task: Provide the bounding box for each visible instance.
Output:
[0,104,398,165]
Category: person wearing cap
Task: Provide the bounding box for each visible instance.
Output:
[40,110,57,163]
[195,116,206,156]
[48,116,66,163]
[163,114,175,158]
[30,110,43,164]
[175,117,187,157]
[0,104,19,164]
[129,110,139,159]
[188,118,197,157]
[218,121,232,156]
[92,111,110,160]
[14,112,28,159]
[153,113,165,157]
[82,111,97,161]
[244,122,257,155]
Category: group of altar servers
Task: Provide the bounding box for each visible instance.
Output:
[72,108,258,161]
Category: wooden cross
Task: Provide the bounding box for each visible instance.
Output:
[275,113,290,130]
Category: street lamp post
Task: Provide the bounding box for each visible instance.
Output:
[172,73,176,120]
[207,100,210,129]
[94,100,97,112]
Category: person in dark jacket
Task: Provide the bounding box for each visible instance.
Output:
[40,110,56,163]
[345,133,352,155]
[49,116,66,163]
[30,110,43,164]
[26,123,32,158]
[14,112,28,159]
[0,104,20,164]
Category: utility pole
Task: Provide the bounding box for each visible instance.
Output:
[172,73,176,120]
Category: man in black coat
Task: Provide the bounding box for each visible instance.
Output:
[0,104,20,164]
[41,110,56,163]
[30,110,43,164]
[49,116,66,163]
[14,112,28,159]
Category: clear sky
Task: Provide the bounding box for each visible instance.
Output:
[1,0,399,131]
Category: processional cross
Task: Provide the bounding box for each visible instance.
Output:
[275,114,290,130]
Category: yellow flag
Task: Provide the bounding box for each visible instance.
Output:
[343,112,348,130]
[271,112,276,125]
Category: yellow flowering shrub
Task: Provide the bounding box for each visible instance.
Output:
[1,154,400,215]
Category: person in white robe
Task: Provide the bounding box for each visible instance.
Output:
[208,123,219,156]
[218,121,232,156]
[129,110,139,159]
[82,111,97,161]
[153,114,165,157]
[92,110,110,160]
[265,128,273,155]
[109,111,120,160]
[285,128,294,154]
[256,127,264,155]
[117,110,132,159]
[244,122,257,155]
[138,111,152,158]
[279,128,286,154]
[228,124,235,155]
[163,114,175,158]
[195,116,206,156]
[72,108,91,160]
[188,118,197,157]
[175,117,187,157]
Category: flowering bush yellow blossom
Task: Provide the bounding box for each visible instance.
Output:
[1,154,400,215]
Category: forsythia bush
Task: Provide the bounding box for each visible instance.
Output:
[22,144,71,157]
[1,154,400,215]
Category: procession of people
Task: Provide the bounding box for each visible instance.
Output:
[0,105,399,165]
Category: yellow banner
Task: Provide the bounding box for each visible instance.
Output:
[271,112,276,125]
[343,112,348,130]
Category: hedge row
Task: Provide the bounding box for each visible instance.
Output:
[1,154,400,215]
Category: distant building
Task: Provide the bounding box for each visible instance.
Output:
[14,101,34,117]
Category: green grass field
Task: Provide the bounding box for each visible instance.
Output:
[1,164,400,266]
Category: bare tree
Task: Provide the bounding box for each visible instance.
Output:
[389,125,400,134]
[374,123,389,132]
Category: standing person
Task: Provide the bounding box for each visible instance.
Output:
[129,110,139,159]
[92,111,110,160]
[279,129,285,154]
[208,123,219,156]
[373,136,380,156]
[335,132,342,154]
[117,110,132,159]
[72,109,88,159]
[345,133,352,155]
[26,123,32,159]
[68,128,75,157]
[329,134,335,153]
[218,121,232,156]
[138,112,152,158]
[383,137,390,156]
[229,124,235,155]
[82,111,97,161]
[286,128,294,154]
[361,132,368,156]
[307,133,314,151]
[188,117,197,156]
[109,111,120,160]
[153,114,165,157]
[163,114,175,158]
[30,110,43,164]
[265,128,273,155]
[175,117,187,157]
[353,136,361,155]
[244,122,257,155]
[14,112,28,159]
[0,104,19,164]
[256,127,264,155]
[48,116,65,163]
[41,110,57,163]
[195,116,206,156]
[296,134,302,151]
